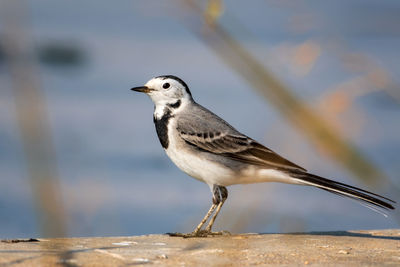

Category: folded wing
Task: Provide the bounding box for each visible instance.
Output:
[177,105,306,171]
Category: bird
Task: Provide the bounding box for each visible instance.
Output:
[131,75,395,237]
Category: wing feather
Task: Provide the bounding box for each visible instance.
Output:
[177,107,305,171]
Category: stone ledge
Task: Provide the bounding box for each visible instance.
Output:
[1,229,399,266]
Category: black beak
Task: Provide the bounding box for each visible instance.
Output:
[131,86,153,93]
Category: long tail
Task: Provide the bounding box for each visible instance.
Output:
[287,170,395,212]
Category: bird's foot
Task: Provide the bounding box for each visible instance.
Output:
[206,230,231,237]
[167,230,231,238]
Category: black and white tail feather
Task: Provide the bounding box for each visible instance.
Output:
[287,170,395,216]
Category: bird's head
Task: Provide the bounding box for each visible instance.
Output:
[131,75,193,106]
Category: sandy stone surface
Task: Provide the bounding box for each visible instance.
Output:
[1,229,399,266]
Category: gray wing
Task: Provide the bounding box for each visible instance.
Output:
[177,103,306,171]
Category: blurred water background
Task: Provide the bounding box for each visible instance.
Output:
[1,0,399,238]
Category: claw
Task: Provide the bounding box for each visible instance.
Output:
[167,230,231,238]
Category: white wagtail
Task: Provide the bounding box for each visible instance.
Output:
[131,75,395,237]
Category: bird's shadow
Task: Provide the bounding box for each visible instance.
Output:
[259,230,400,241]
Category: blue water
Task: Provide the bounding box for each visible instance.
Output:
[0,0,399,238]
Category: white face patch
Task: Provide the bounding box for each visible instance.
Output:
[144,77,192,107]
[143,76,192,120]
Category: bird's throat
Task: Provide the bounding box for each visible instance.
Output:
[153,109,173,149]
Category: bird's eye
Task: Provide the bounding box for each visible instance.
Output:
[163,83,170,89]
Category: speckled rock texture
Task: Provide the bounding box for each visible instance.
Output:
[1,229,399,266]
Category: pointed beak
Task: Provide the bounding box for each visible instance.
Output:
[131,86,153,93]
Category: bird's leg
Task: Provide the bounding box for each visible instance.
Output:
[168,185,229,238]
[168,203,217,238]
[204,185,229,235]
[192,203,217,234]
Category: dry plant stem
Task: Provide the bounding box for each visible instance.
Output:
[179,0,395,190]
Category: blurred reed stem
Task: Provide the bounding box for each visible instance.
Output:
[0,0,66,238]
[180,0,394,189]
